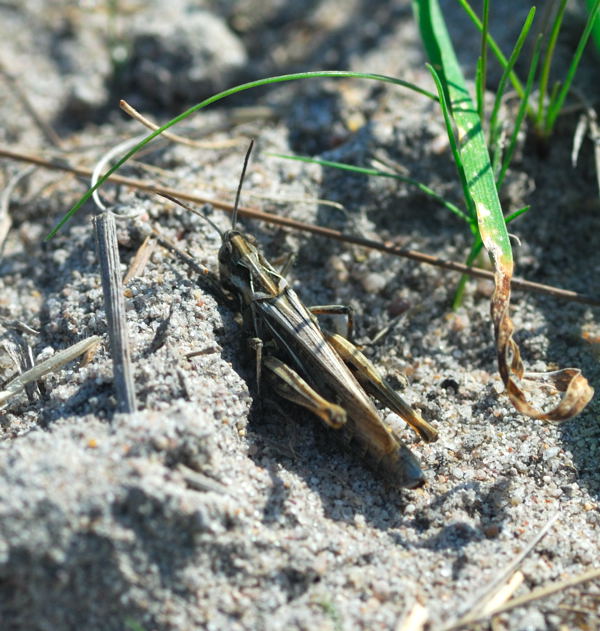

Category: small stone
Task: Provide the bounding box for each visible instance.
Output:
[327,255,349,284]
[387,296,411,317]
[360,272,387,294]
[484,524,500,538]
[372,580,391,602]
[543,446,560,461]
[476,279,495,298]
[449,313,469,332]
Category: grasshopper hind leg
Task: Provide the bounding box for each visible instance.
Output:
[262,355,347,430]
[263,356,426,489]
[324,332,438,443]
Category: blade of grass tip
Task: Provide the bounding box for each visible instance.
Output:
[536,0,568,131]
[488,7,536,150]
[415,0,593,421]
[269,152,471,223]
[45,71,438,240]
[454,0,526,102]
[497,34,543,191]
[545,0,600,134]
[476,0,490,123]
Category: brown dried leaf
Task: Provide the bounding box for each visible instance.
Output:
[492,270,594,421]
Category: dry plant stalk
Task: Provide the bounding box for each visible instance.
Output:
[94,211,137,414]
[446,512,560,630]
[479,571,524,616]
[120,99,249,149]
[474,567,600,623]
[0,336,100,406]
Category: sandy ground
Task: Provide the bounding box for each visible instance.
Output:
[1,1,599,630]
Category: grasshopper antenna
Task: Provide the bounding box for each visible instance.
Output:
[231,138,254,230]
[154,191,224,238]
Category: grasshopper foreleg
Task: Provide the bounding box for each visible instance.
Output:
[324,332,438,443]
[262,355,347,430]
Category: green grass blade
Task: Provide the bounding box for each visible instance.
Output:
[496,34,543,191]
[46,70,437,239]
[536,0,568,128]
[268,152,470,223]
[475,57,484,124]
[452,237,484,310]
[587,0,600,52]
[476,0,490,122]
[455,0,526,100]
[488,7,536,150]
[505,205,531,224]
[545,0,600,134]
[415,0,512,263]
[426,64,475,224]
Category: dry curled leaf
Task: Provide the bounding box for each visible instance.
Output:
[492,268,594,421]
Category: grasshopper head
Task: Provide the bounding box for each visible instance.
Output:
[218,229,280,302]
[218,229,251,295]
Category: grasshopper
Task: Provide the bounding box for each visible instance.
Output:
[160,142,438,489]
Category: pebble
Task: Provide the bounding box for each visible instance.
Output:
[361,272,387,294]
[483,524,500,538]
[387,296,411,317]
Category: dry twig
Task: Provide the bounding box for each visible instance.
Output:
[123,235,156,284]
[120,100,245,149]
[1,146,599,307]
[473,568,600,624]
